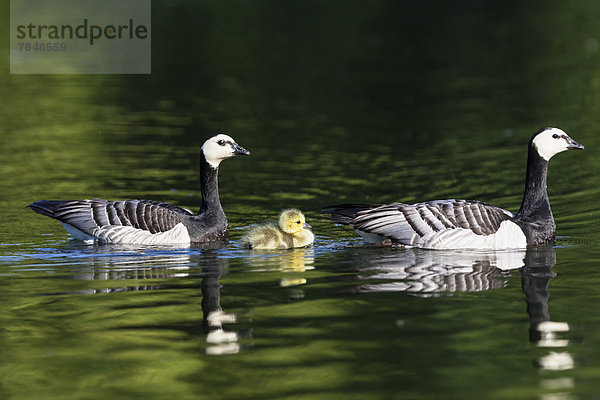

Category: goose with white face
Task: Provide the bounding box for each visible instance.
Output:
[533,127,585,161]
[201,134,251,168]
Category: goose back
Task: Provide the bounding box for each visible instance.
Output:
[29,199,195,244]
[350,200,524,249]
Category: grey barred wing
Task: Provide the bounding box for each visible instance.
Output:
[352,200,514,243]
[99,199,192,233]
[29,199,193,236]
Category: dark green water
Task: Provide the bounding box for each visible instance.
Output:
[2,1,600,399]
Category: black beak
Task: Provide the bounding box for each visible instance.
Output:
[567,137,585,150]
[233,143,251,156]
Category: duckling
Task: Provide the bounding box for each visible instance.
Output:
[240,209,314,249]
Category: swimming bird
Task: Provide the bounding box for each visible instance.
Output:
[240,209,315,249]
[322,127,584,250]
[28,134,250,245]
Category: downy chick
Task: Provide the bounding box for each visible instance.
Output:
[240,209,314,249]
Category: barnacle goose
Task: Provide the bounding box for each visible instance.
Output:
[28,134,250,245]
[322,127,584,250]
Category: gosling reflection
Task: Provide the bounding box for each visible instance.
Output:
[239,247,315,299]
[240,247,315,272]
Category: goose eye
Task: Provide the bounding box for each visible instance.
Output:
[217,139,226,146]
[552,134,559,139]
[296,221,301,224]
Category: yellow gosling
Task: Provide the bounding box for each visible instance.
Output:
[240,209,314,249]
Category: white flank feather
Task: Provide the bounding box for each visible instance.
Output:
[416,220,527,250]
[61,222,191,245]
[61,222,95,241]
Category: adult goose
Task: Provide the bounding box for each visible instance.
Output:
[322,127,584,250]
[28,134,250,245]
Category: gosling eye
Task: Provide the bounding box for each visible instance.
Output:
[552,134,559,139]
[217,139,226,146]
[296,220,301,224]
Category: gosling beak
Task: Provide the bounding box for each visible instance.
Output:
[233,143,251,156]
[303,222,312,230]
[567,137,585,151]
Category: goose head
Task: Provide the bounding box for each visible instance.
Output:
[279,209,311,234]
[201,134,251,168]
[532,127,584,161]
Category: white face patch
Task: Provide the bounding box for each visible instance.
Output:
[532,128,576,161]
[201,134,249,168]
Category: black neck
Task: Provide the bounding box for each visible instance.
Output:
[199,154,223,214]
[516,146,552,223]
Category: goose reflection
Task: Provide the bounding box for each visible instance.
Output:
[198,252,243,356]
[520,246,573,373]
[56,243,197,293]
[354,248,527,294]
[45,242,243,355]
[351,245,573,373]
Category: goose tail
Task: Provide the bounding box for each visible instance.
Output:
[27,200,67,218]
[320,203,379,225]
